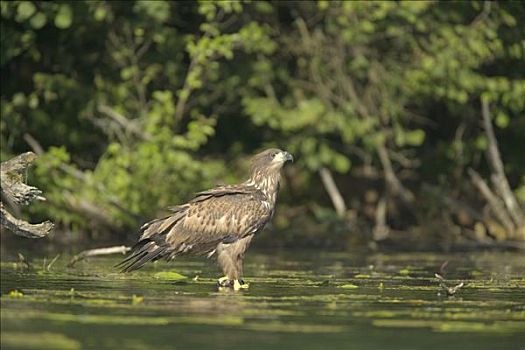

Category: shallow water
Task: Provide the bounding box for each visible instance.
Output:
[1,249,524,350]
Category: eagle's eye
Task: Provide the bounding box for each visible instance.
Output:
[270,151,278,158]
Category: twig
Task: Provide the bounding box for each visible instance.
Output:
[97,105,152,141]
[68,245,131,267]
[45,254,60,272]
[435,273,465,296]
[17,253,32,269]
[23,134,44,155]
[319,167,346,218]
[439,261,449,275]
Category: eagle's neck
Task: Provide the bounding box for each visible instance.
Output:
[247,171,281,207]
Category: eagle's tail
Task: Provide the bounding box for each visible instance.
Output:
[116,208,186,272]
[116,238,169,272]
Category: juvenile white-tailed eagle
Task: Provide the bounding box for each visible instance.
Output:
[118,148,293,290]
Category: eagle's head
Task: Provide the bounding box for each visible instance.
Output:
[248,148,292,202]
[250,148,293,175]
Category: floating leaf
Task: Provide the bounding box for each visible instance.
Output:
[131,295,144,305]
[8,290,24,298]
[153,271,187,280]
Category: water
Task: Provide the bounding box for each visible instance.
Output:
[1,249,524,349]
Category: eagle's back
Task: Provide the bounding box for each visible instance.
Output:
[118,185,273,272]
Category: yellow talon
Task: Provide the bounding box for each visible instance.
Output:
[233,280,249,290]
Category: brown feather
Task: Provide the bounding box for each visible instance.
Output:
[118,148,292,279]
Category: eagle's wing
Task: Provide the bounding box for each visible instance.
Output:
[118,186,270,272]
[189,184,255,203]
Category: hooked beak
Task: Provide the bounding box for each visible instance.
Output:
[284,151,294,163]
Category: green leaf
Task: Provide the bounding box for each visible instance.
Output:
[495,112,509,129]
[54,4,73,29]
[153,271,187,280]
[16,1,36,22]
[134,0,170,22]
[405,129,426,146]
[94,6,106,21]
[29,12,47,29]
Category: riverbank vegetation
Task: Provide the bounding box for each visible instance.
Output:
[1,1,524,248]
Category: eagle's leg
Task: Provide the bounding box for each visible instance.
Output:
[216,235,253,290]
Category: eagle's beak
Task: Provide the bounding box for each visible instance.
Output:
[284,152,293,163]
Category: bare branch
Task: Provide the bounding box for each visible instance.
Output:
[97,104,152,141]
[1,203,53,238]
[68,245,131,267]
[373,195,389,240]
[1,152,54,238]
[481,98,524,227]
[377,144,414,204]
[319,167,347,218]
[435,273,465,296]
[468,168,515,236]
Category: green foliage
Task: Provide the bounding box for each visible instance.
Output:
[1,1,524,237]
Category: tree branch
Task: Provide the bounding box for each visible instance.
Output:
[97,104,152,141]
[377,144,414,204]
[468,168,515,237]
[481,98,524,227]
[319,167,347,218]
[68,245,131,267]
[0,203,53,238]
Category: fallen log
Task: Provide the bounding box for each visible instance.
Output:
[0,152,54,238]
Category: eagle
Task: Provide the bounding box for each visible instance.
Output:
[117,148,293,290]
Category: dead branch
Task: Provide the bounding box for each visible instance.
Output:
[319,167,347,218]
[44,254,60,272]
[0,152,54,238]
[481,99,524,227]
[1,203,53,238]
[468,168,515,237]
[1,152,45,205]
[17,252,33,269]
[377,144,415,204]
[435,273,465,296]
[97,104,152,141]
[63,191,115,228]
[373,195,390,240]
[68,245,131,267]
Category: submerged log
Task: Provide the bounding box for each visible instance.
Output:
[0,152,54,238]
